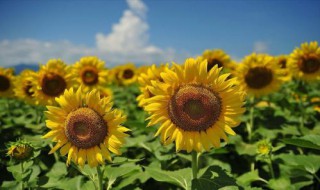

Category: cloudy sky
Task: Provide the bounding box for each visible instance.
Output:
[0,0,320,67]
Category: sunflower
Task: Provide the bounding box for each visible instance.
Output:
[115,63,137,86]
[137,64,168,107]
[144,58,245,152]
[30,59,71,105]
[276,55,292,81]
[43,87,129,167]
[99,87,113,100]
[288,41,320,81]
[198,49,232,71]
[235,53,284,97]
[0,67,15,98]
[71,56,109,92]
[14,70,36,104]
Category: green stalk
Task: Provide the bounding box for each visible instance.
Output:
[298,95,305,135]
[246,97,255,142]
[192,151,198,179]
[97,165,103,190]
[268,155,275,179]
[21,162,25,190]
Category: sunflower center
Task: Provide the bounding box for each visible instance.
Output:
[168,85,222,131]
[24,82,33,97]
[299,57,320,74]
[42,73,67,97]
[0,75,10,92]
[123,69,134,79]
[245,67,273,89]
[65,107,107,149]
[207,59,223,71]
[82,68,99,85]
[279,60,287,68]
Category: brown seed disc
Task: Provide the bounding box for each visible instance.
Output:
[245,67,273,89]
[298,57,320,74]
[81,67,99,85]
[122,69,134,79]
[279,60,287,68]
[24,82,34,97]
[207,59,223,71]
[41,73,67,97]
[65,107,107,149]
[0,75,10,92]
[168,84,222,131]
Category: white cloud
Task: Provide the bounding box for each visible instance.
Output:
[253,41,268,53]
[0,0,185,67]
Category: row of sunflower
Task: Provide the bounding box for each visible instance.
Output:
[0,41,319,189]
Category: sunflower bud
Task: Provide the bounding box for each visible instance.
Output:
[256,140,272,155]
[7,140,34,161]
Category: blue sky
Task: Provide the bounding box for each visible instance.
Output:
[0,0,320,66]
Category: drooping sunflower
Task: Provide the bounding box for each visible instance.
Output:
[144,58,246,152]
[115,63,137,86]
[43,87,129,167]
[14,70,36,104]
[30,59,71,105]
[288,41,320,81]
[0,67,15,98]
[235,53,284,97]
[71,56,109,92]
[137,64,168,107]
[198,49,232,71]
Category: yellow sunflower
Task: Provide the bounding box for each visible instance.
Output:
[43,87,129,167]
[13,70,36,104]
[0,67,15,98]
[99,87,113,100]
[116,63,137,86]
[288,41,320,81]
[71,56,109,92]
[137,64,168,107]
[30,59,71,105]
[144,58,246,152]
[235,53,284,97]
[276,55,292,81]
[198,49,232,71]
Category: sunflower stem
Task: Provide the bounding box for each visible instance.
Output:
[246,96,255,142]
[298,95,305,136]
[97,165,103,190]
[21,162,25,190]
[268,154,275,179]
[192,151,198,179]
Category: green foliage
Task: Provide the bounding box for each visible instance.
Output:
[1,81,320,189]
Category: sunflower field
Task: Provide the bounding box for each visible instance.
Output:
[1,41,320,190]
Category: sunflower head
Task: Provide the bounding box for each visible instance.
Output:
[114,63,137,86]
[43,87,129,167]
[198,49,232,71]
[31,59,71,105]
[144,58,246,152]
[0,67,15,98]
[256,139,272,155]
[14,69,36,104]
[7,140,34,162]
[235,53,284,97]
[288,41,320,81]
[71,56,109,92]
[137,64,168,107]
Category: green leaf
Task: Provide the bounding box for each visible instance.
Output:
[46,162,68,178]
[268,178,294,190]
[281,135,320,150]
[104,165,141,189]
[1,181,21,190]
[237,170,267,187]
[58,176,84,190]
[277,154,320,174]
[145,167,192,190]
[192,166,239,190]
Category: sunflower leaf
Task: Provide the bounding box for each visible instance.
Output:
[281,135,320,150]
[192,166,240,190]
[144,167,192,190]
